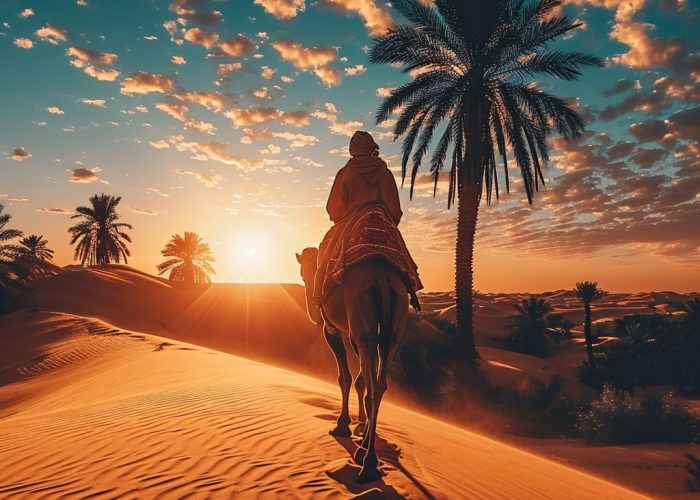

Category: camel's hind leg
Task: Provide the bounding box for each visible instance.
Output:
[349,338,367,436]
[324,326,352,437]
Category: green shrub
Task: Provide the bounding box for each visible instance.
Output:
[577,385,700,444]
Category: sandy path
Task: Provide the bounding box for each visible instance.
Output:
[0,313,646,499]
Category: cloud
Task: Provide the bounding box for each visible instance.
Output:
[169,0,223,25]
[225,106,308,128]
[601,79,640,97]
[376,87,393,98]
[147,187,170,197]
[344,64,366,76]
[155,100,217,135]
[67,46,120,81]
[254,0,305,19]
[171,90,236,111]
[599,91,671,120]
[67,46,118,65]
[630,147,669,168]
[171,55,187,65]
[68,167,105,183]
[36,207,74,215]
[149,139,171,149]
[217,62,242,75]
[46,106,64,115]
[14,38,33,49]
[272,41,340,86]
[35,25,68,44]
[154,135,263,171]
[219,34,256,57]
[19,8,34,18]
[129,205,158,215]
[11,147,31,161]
[80,98,106,107]
[184,27,220,48]
[178,169,223,187]
[321,0,393,36]
[121,72,174,95]
[261,65,277,79]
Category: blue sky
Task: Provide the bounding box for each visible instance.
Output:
[1,0,699,291]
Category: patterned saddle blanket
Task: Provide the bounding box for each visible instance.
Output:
[316,204,423,299]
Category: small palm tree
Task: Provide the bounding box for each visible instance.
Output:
[574,281,607,368]
[369,0,603,367]
[68,194,133,266]
[157,231,216,283]
[19,234,54,262]
[0,204,27,310]
[506,297,553,357]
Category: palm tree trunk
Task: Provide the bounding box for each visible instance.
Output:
[455,183,480,367]
[583,302,595,368]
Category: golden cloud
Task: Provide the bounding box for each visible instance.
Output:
[254,0,305,19]
[121,71,174,95]
[35,25,68,45]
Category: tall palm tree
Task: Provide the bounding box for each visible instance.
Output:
[369,0,603,365]
[19,234,55,262]
[68,194,133,266]
[506,297,553,357]
[574,281,607,368]
[157,231,216,283]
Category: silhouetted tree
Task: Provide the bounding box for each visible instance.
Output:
[574,281,607,368]
[678,299,700,393]
[19,234,54,262]
[0,204,27,311]
[68,194,132,266]
[369,0,602,368]
[506,297,553,357]
[157,231,216,283]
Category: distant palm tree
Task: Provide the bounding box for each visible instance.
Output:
[0,204,27,310]
[68,194,133,266]
[19,234,54,262]
[0,204,23,262]
[157,231,216,283]
[574,281,607,368]
[369,0,603,366]
[506,297,553,357]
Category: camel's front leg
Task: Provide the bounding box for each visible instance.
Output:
[324,326,352,437]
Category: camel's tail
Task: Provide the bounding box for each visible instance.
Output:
[377,272,391,338]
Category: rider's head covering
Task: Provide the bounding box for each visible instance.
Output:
[349,131,379,157]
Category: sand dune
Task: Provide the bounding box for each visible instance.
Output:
[0,311,645,499]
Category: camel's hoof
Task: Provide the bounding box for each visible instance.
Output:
[356,466,383,484]
[329,425,352,437]
[353,446,367,465]
[353,422,367,437]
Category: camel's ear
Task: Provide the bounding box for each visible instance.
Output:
[295,252,302,263]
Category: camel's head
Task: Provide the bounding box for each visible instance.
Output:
[295,247,319,286]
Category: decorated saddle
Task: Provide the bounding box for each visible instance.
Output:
[315,203,423,299]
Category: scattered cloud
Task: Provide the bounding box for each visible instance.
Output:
[68,167,105,183]
[344,64,366,76]
[219,34,256,57]
[11,147,32,161]
[14,38,33,49]
[254,0,305,19]
[36,207,74,215]
[46,106,65,115]
[130,205,158,215]
[35,25,68,45]
[271,41,340,86]
[217,62,242,75]
[67,46,120,81]
[152,135,263,171]
[169,0,223,25]
[321,0,393,36]
[178,169,224,187]
[19,8,34,18]
[80,98,106,107]
[121,71,174,95]
[171,55,186,65]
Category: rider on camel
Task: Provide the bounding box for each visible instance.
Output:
[314,130,422,311]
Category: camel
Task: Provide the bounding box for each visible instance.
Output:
[296,247,408,483]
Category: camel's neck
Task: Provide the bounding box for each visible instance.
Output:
[303,264,322,325]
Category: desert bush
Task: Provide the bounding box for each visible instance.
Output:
[577,385,700,444]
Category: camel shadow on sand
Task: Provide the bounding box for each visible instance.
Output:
[298,395,437,499]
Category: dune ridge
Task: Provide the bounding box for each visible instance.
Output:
[0,310,646,499]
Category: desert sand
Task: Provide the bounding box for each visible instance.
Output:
[1,266,697,497]
[1,309,644,499]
